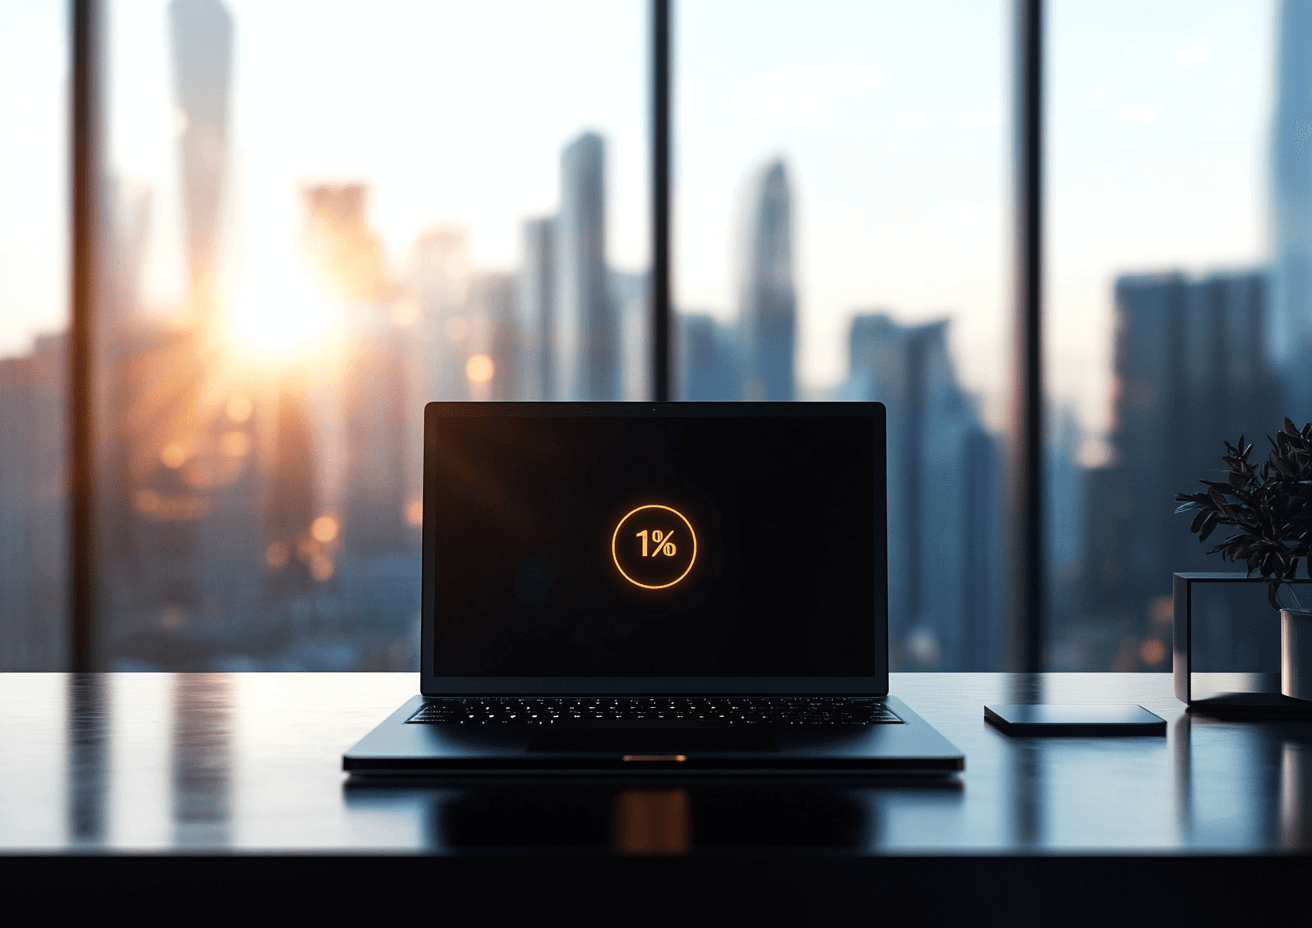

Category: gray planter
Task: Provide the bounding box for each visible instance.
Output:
[1281,609,1312,700]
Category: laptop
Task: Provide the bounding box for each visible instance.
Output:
[343,402,963,776]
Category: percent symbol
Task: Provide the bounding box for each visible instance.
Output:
[637,529,677,557]
[653,530,676,557]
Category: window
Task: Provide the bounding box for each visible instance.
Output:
[12,1,1293,673]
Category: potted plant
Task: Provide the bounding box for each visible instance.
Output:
[1176,418,1312,700]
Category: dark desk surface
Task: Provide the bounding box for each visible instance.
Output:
[2,670,1309,853]
[3,673,1309,920]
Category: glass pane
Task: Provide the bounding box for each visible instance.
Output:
[675,0,1010,669]
[101,0,649,669]
[0,0,69,670]
[1048,2,1279,669]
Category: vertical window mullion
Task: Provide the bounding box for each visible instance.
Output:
[70,0,101,673]
[1009,0,1044,674]
[652,0,671,401]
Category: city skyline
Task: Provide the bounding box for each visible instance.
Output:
[7,0,1277,440]
[1,0,1305,675]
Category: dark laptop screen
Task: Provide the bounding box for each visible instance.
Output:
[425,407,882,679]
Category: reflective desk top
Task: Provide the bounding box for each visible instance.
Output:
[2,671,1309,856]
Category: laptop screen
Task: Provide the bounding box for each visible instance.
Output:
[421,404,886,691]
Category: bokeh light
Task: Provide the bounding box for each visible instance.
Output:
[465,354,494,384]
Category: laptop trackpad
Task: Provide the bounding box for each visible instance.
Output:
[529,727,779,753]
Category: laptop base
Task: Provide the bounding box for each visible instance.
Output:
[344,695,964,777]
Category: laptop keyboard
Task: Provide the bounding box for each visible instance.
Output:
[406,697,901,726]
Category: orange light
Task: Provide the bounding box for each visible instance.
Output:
[180,462,212,488]
[405,495,423,527]
[1139,637,1167,666]
[611,504,697,590]
[612,789,691,856]
[265,541,290,568]
[135,489,161,513]
[161,443,187,468]
[390,299,420,328]
[226,395,253,423]
[311,514,339,544]
[310,553,335,582]
[465,354,494,384]
[221,431,252,457]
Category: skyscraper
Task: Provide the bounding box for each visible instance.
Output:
[738,160,797,402]
[1077,269,1275,666]
[556,133,618,400]
[103,0,241,666]
[469,272,519,402]
[0,335,67,670]
[519,218,556,400]
[1270,0,1312,411]
[301,185,406,557]
[168,0,232,310]
[411,227,472,403]
[301,185,384,302]
[611,269,649,401]
[677,312,740,401]
[265,369,316,592]
[841,313,1002,670]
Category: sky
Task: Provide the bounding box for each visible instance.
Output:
[0,0,1278,444]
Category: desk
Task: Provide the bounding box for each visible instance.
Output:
[2,673,1308,922]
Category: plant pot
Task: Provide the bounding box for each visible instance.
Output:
[1281,609,1312,700]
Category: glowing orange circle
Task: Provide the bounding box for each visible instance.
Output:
[611,504,697,590]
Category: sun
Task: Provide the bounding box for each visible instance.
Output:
[226,265,341,358]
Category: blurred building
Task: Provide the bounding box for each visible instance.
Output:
[556,133,618,400]
[1045,408,1085,614]
[301,185,384,303]
[0,334,68,670]
[738,159,796,402]
[677,312,740,401]
[264,370,317,590]
[611,269,649,400]
[105,1,272,667]
[411,227,471,403]
[302,184,408,558]
[468,272,519,402]
[839,313,1002,671]
[518,218,556,400]
[1077,269,1275,666]
[168,0,232,310]
[1270,0,1312,409]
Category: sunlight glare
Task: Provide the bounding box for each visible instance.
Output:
[228,266,340,359]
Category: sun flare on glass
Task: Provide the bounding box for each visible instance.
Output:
[228,268,339,357]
